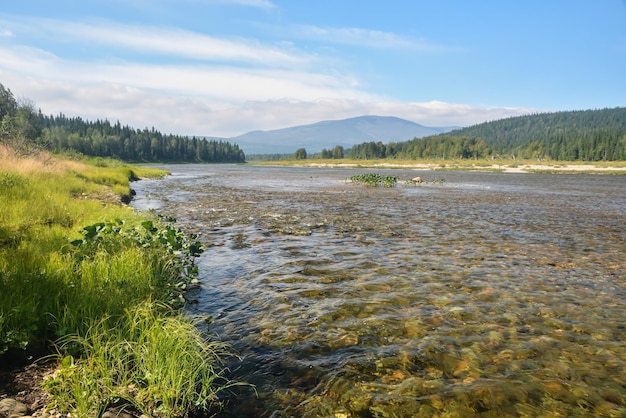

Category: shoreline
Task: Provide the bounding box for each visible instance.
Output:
[281,161,626,174]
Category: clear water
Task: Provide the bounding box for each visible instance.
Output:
[131,165,626,417]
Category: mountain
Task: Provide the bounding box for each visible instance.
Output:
[230,115,458,154]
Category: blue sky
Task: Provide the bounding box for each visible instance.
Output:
[1,0,625,137]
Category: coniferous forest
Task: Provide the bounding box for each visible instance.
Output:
[1,82,245,163]
[348,108,626,161]
[40,114,246,163]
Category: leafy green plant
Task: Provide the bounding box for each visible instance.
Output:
[350,173,398,187]
[70,216,204,307]
[72,217,202,257]
[0,315,29,355]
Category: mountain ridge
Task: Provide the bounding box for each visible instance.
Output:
[230,115,458,154]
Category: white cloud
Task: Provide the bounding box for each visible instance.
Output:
[215,99,536,135]
[0,44,367,104]
[213,0,275,7]
[173,0,275,7]
[72,23,306,65]
[2,73,534,137]
[292,25,455,52]
[107,0,275,11]
[2,16,308,66]
[0,13,533,140]
[0,45,60,75]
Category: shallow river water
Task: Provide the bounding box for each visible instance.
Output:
[131,165,626,417]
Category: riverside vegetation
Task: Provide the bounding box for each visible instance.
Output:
[0,144,231,417]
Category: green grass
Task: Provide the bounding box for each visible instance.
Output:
[0,146,230,417]
[45,303,230,417]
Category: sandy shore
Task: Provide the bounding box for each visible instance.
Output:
[496,164,626,173]
[295,162,626,173]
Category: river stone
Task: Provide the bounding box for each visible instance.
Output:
[0,398,29,417]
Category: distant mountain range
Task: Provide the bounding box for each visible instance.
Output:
[229,115,459,154]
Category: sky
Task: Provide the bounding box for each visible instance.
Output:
[1,0,625,138]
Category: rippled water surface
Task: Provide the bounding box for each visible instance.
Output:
[132,165,626,417]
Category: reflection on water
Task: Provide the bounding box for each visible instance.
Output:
[132,165,626,417]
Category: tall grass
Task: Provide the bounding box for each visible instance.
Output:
[45,303,229,417]
[0,145,230,416]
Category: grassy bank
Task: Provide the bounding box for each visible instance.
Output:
[0,145,230,417]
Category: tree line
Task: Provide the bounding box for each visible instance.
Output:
[348,136,489,160]
[40,114,246,163]
[1,82,245,163]
[348,108,626,161]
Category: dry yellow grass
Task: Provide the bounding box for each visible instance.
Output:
[0,145,88,175]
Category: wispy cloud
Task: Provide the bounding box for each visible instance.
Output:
[0,10,529,138]
[2,69,533,137]
[294,25,453,52]
[172,0,275,8]
[0,42,369,103]
[2,16,308,66]
[108,0,276,11]
[211,0,275,8]
[66,22,306,65]
[205,99,536,137]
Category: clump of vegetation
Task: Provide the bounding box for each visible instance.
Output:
[293,147,308,160]
[0,144,231,416]
[44,303,229,417]
[350,173,398,187]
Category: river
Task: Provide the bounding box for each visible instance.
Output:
[131,164,626,417]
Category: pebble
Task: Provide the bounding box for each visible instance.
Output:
[0,398,29,417]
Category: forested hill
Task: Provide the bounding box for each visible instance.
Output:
[348,108,626,161]
[447,108,626,160]
[1,82,245,163]
[40,114,246,163]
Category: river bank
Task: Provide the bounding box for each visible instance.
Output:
[0,147,229,417]
[260,158,626,174]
